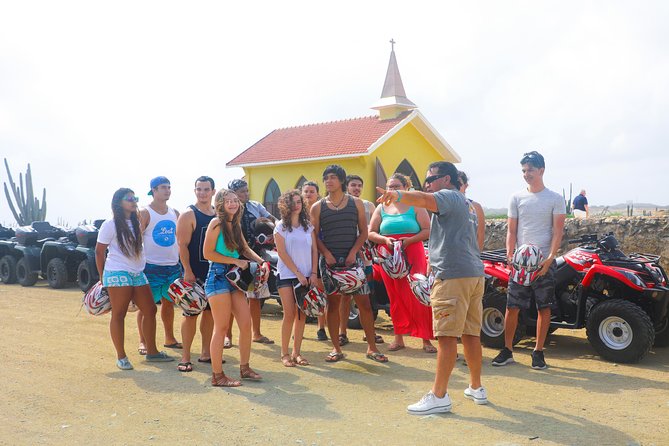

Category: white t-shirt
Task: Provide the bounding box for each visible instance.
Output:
[508,187,566,257]
[274,220,314,279]
[97,219,147,273]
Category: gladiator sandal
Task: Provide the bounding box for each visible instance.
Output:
[240,364,262,381]
[211,371,242,387]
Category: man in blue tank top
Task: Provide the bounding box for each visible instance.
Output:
[137,176,182,355]
[311,165,388,364]
[175,176,216,372]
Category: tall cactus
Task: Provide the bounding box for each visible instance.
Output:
[3,158,47,225]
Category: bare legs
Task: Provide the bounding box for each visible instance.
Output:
[137,296,179,349]
[180,310,213,364]
[279,287,307,361]
[110,285,159,360]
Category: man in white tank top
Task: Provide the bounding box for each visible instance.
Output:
[136,176,183,354]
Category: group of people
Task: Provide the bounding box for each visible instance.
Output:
[95,149,566,415]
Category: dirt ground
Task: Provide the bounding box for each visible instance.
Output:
[1,284,667,446]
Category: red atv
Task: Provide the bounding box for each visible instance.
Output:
[480,233,669,363]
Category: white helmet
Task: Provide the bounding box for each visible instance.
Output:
[127,301,139,313]
[83,281,111,316]
[327,265,366,294]
[295,285,327,317]
[168,278,208,316]
[379,240,410,279]
[510,244,544,286]
[226,262,259,292]
[407,273,432,307]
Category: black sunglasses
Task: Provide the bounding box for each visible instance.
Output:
[424,174,446,185]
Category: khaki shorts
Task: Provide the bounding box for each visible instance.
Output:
[431,276,485,338]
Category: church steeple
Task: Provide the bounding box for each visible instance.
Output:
[372,39,417,120]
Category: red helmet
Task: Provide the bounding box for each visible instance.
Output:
[297,285,327,317]
[83,281,111,316]
[327,265,366,294]
[510,244,544,286]
[168,278,208,316]
[407,273,432,306]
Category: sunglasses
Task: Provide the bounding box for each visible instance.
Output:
[123,196,139,203]
[424,174,446,185]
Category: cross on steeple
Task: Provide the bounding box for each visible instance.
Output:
[390,38,396,51]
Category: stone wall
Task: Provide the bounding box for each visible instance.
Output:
[484,217,669,270]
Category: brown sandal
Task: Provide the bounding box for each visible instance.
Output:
[292,355,310,366]
[240,364,262,381]
[211,372,242,387]
[281,354,296,367]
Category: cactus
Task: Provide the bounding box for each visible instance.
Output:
[562,183,573,214]
[3,158,47,225]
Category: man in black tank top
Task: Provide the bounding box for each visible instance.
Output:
[310,165,388,363]
[175,176,216,371]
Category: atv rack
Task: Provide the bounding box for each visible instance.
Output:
[480,249,507,263]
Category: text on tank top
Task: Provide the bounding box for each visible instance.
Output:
[187,205,215,280]
[319,195,358,261]
[143,205,179,265]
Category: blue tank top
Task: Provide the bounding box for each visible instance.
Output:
[379,206,421,235]
[216,230,240,258]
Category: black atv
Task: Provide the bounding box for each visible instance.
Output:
[40,228,84,289]
[13,221,65,286]
[0,225,17,284]
[74,220,104,291]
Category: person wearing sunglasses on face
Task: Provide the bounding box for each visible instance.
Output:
[95,188,174,371]
[377,161,486,415]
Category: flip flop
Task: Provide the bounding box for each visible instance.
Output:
[325,352,345,362]
[177,362,193,372]
[388,343,405,352]
[338,334,349,346]
[164,342,183,349]
[252,336,274,345]
[363,335,385,344]
[138,346,147,356]
[146,351,174,362]
[423,344,438,353]
[366,352,389,363]
[197,357,225,364]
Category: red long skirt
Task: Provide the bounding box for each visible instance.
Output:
[373,234,434,340]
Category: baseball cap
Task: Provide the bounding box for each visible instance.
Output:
[148,176,170,195]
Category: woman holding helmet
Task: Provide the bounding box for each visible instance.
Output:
[368,173,436,353]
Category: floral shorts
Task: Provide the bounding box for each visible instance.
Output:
[102,270,149,288]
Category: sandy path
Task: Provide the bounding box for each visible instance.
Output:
[0,284,667,445]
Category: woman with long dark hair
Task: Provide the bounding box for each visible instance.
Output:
[275,190,318,367]
[368,174,436,353]
[95,188,173,370]
[203,189,269,386]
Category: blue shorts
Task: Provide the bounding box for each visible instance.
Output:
[204,262,234,298]
[102,270,149,288]
[144,263,182,303]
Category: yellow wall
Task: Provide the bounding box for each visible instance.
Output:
[243,121,454,203]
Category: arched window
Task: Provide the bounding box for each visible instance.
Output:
[395,159,422,191]
[263,179,281,218]
[295,176,308,190]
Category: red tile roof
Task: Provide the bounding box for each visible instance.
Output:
[227,113,409,166]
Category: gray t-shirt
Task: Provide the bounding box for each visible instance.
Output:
[428,189,484,280]
[508,187,565,257]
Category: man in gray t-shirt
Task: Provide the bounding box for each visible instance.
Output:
[377,161,487,415]
[492,151,566,370]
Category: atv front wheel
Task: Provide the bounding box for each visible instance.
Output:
[586,299,655,363]
[653,317,669,348]
[16,257,38,287]
[0,255,18,284]
[480,290,524,349]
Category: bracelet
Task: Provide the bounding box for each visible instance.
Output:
[311,271,317,275]
[396,190,402,203]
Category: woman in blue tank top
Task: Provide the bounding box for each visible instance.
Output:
[202,189,269,387]
[368,174,436,353]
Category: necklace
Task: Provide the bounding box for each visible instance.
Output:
[329,194,346,210]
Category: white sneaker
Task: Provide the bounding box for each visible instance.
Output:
[464,386,488,405]
[407,391,452,415]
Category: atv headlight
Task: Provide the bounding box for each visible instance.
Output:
[616,269,646,288]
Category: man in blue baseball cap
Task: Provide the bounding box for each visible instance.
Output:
[148,176,170,196]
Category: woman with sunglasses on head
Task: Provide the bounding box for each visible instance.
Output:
[203,189,269,387]
[274,190,318,367]
[95,188,174,370]
[301,181,329,341]
[368,174,436,353]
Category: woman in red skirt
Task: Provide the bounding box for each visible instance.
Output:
[368,173,436,353]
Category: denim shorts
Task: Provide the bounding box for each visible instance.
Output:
[276,276,300,289]
[204,262,234,298]
[144,263,182,303]
[103,270,149,288]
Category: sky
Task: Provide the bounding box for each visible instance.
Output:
[1,1,668,226]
